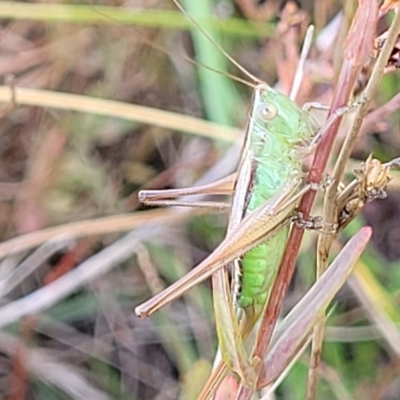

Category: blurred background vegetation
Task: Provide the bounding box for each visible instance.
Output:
[0,0,399,399]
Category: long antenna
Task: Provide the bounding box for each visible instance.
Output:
[91,3,256,88]
[171,0,262,85]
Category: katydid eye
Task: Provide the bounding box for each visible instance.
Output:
[257,103,278,120]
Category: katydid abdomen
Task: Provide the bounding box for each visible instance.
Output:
[239,229,289,308]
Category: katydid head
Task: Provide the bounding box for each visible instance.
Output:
[251,84,317,149]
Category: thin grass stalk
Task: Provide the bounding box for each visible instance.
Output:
[0,2,273,38]
[0,86,239,140]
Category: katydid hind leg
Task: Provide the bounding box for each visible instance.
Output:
[139,199,231,209]
[135,179,299,318]
[139,174,236,205]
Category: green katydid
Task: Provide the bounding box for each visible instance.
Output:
[134,5,324,393]
[136,83,324,396]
